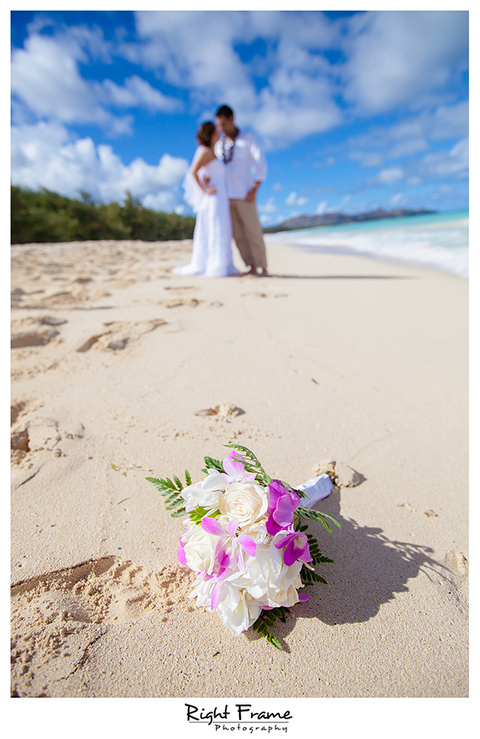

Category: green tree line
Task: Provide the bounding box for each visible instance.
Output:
[11,186,196,244]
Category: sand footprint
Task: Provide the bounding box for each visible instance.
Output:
[76,319,167,353]
[164,285,198,292]
[11,401,28,425]
[166,298,203,308]
[194,403,245,419]
[11,316,60,348]
[11,557,195,697]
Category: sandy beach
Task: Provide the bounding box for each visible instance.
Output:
[10,237,468,699]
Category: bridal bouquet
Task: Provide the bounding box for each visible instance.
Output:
[146,444,340,649]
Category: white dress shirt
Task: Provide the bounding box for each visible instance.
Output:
[215,129,267,200]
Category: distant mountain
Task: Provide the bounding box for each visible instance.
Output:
[264,208,437,232]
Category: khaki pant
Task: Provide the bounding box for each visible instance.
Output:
[229,199,267,270]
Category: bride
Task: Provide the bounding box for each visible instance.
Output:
[174,122,239,277]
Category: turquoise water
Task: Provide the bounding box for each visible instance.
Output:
[266,209,469,277]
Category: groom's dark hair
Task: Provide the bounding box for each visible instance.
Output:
[216,104,234,119]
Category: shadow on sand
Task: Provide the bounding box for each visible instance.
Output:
[264,274,416,280]
[246,489,450,653]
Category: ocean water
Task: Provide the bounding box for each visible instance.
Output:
[266,210,469,277]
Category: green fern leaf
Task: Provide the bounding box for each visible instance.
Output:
[171,508,186,518]
[166,500,183,510]
[297,506,341,531]
[173,475,183,491]
[203,457,224,474]
[146,476,187,519]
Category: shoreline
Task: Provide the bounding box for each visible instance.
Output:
[11,238,468,697]
[266,236,468,279]
[12,234,468,279]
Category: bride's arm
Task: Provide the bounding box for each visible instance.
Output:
[190,148,217,195]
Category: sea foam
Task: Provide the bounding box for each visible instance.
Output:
[266,210,469,277]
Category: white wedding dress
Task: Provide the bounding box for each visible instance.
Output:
[174,150,238,277]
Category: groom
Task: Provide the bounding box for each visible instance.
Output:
[215,105,268,276]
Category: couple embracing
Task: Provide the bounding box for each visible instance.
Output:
[174,105,268,278]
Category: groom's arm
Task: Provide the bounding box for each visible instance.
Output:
[244,132,267,202]
[245,181,262,202]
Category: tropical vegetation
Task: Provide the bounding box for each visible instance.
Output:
[11,186,195,244]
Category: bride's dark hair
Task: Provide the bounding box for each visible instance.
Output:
[196,121,217,147]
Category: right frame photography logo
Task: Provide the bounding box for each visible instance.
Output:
[185,702,293,733]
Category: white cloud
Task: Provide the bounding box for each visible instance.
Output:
[98,76,181,113]
[258,197,277,214]
[127,10,468,151]
[12,10,345,151]
[391,193,405,206]
[349,101,468,152]
[418,138,468,179]
[285,193,296,206]
[286,192,309,208]
[12,10,468,159]
[11,31,111,125]
[128,11,257,111]
[329,195,351,212]
[375,168,405,184]
[250,87,341,150]
[350,151,384,168]
[11,24,179,134]
[428,101,469,141]
[355,136,468,194]
[142,190,182,212]
[315,201,328,214]
[388,138,429,160]
[341,11,468,114]
[346,99,468,173]
[11,121,189,210]
[128,10,344,149]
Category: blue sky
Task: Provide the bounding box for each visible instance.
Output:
[11,9,469,225]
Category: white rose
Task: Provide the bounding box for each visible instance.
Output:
[218,481,269,534]
[181,471,227,513]
[241,521,269,544]
[217,587,261,636]
[189,575,261,636]
[227,539,304,609]
[181,521,222,575]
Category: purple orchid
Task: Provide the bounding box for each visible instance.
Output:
[222,449,256,482]
[225,517,257,557]
[201,516,225,537]
[200,517,232,578]
[210,582,222,611]
[266,480,301,536]
[177,541,187,566]
[274,530,312,567]
[200,515,256,611]
[201,516,256,580]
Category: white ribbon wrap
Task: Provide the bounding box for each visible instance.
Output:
[295,474,333,508]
